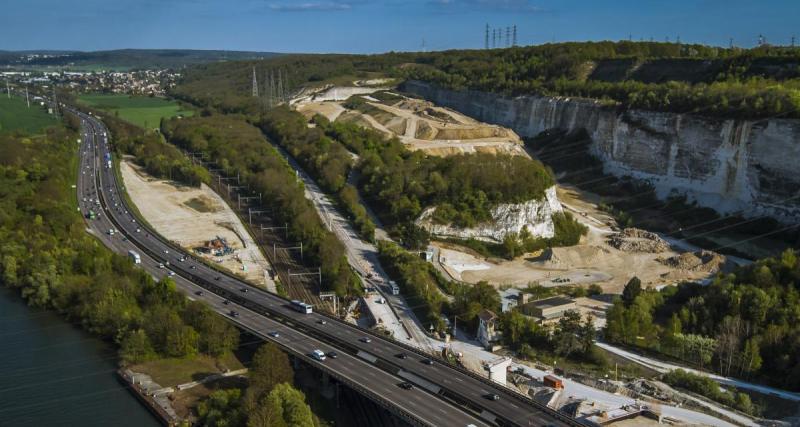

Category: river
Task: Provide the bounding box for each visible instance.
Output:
[0,287,161,427]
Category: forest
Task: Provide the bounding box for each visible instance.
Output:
[160,114,361,297]
[169,41,800,120]
[605,251,800,391]
[315,114,562,249]
[0,121,238,364]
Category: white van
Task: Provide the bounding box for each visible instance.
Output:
[311,350,326,361]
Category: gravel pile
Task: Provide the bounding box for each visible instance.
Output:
[607,228,671,253]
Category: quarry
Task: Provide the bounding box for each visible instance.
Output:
[294,83,736,294]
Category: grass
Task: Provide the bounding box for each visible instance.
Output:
[0,95,56,134]
[130,353,244,388]
[77,94,193,129]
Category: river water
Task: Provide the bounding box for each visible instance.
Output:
[0,287,160,427]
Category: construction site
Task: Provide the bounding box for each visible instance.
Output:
[119,159,275,291]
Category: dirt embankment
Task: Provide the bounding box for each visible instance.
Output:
[120,159,274,289]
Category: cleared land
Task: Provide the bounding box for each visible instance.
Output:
[120,159,275,290]
[433,185,732,294]
[296,86,527,157]
[78,94,192,129]
[0,95,55,134]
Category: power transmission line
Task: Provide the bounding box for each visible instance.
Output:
[485,23,489,49]
[252,66,259,98]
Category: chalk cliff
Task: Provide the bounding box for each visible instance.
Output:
[403,80,800,223]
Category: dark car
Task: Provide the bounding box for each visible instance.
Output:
[229,310,239,317]
[240,288,248,293]
[215,276,221,281]
[195,291,204,296]
[396,353,408,359]
[485,393,500,401]
[326,351,338,359]
[398,382,413,390]
[223,300,230,305]
[421,359,434,365]
[359,337,372,343]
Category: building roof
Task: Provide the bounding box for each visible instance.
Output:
[528,296,575,309]
[478,309,497,322]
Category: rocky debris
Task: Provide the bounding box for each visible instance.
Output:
[658,250,725,273]
[607,228,670,253]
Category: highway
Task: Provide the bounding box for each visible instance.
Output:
[72,107,578,427]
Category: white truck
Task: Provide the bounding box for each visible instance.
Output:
[311,350,326,361]
[128,250,141,264]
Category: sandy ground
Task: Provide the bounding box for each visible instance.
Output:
[295,86,527,158]
[120,159,275,290]
[433,184,726,294]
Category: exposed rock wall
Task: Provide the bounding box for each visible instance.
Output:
[417,186,563,243]
[403,80,800,223]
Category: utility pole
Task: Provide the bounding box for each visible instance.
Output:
[421,38,426,52]
[729,37,734,49]
[506,26,511,47]
[512,25,517,46]
[277,69,284,104]
[485,24,489,49]
[492,29,497,48]
[251,66,258,97]
[25,86,29,108]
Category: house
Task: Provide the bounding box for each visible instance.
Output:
[522,296,577,324]
[477,309,500,349]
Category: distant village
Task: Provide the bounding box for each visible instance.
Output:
[1,69,180,96]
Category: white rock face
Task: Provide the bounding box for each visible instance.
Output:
[403,80,800,223]
[417,186,563,243]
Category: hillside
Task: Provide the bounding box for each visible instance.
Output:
[170,41,800,119]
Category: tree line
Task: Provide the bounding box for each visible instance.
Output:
[605,252,800,391]
[160,114,361,297]
[260,107,376,242]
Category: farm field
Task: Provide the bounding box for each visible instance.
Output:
[0,95,55,134]
[78,93,192,129]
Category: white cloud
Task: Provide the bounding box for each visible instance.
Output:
[268,1,353,11]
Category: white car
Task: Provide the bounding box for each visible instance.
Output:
[158,263,165,269]
[311,350,326,361]
[167,270,176,277]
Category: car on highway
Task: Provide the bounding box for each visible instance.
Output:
[421,358,434,365]
[396,353,408,359]
[190,265,197,270]
[195,291,204,296]
[158,263,165,269]
[359,337,372,343]
[318,320,327,325]
[240,288,248,293]
[229,310,239,317]
[215,276,221,281]
[485,393,500,401]
[168,270,176,276]
[311,350,326,361]
[326,351,338,359]
[268,331,280,338]
[163,249,169,254]
[135,228,141,233]
[223,300,230,305]
[398,382,413,390]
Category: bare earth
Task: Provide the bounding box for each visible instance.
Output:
[121,159,275,290]
[295,86,527,157]
[434,184,727,294]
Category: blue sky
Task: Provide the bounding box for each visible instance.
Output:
[2,0,798,53]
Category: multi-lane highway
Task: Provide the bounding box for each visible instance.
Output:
[72,108,578,427]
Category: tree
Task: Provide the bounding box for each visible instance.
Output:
[248,343,293,401]
[119,329,157,364]
[622,276,642,306]
[197,389,245,427]
[255,383,314,427]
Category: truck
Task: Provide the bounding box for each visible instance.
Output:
[128,250,141,264]
[390,280,400,296]
[543,375,563,390]
[311,350,326,361]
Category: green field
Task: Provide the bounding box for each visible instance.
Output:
[0,95,56,134]
[78,94,193,129]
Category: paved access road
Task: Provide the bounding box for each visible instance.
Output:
[72,109,577,427]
